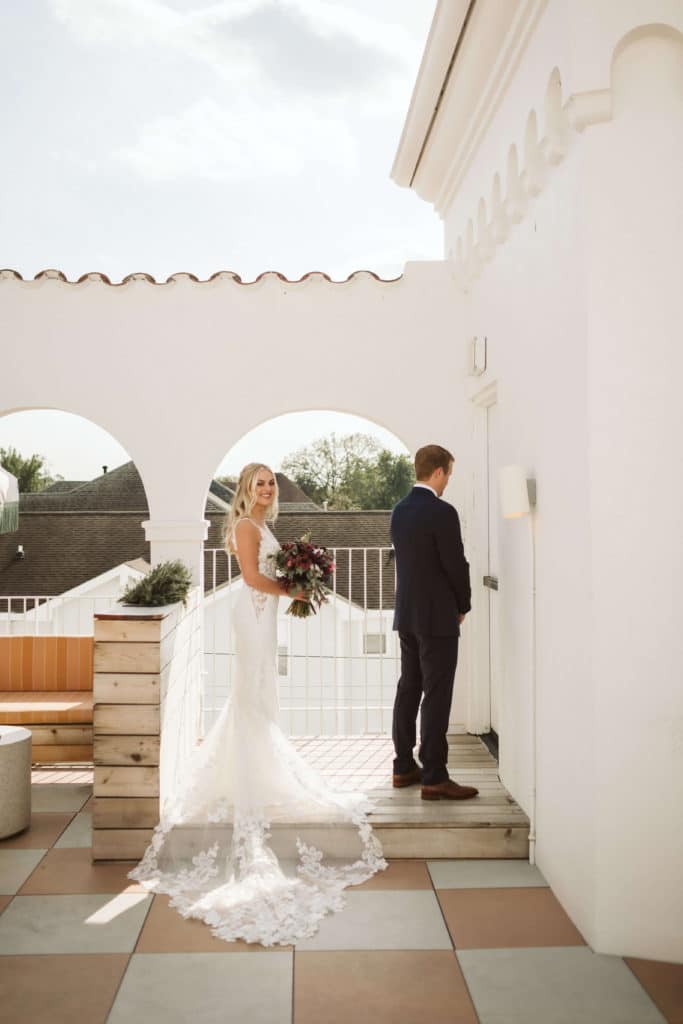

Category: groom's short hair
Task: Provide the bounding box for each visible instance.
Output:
[415,445,454,480]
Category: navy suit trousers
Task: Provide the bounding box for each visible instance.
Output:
[392,631,459,786]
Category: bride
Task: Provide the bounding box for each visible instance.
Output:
[128,463,387,945]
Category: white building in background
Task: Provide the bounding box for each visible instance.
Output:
[1,0,681,965]
[0,560,148,635]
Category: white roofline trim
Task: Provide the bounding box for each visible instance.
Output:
[391,0,474,188]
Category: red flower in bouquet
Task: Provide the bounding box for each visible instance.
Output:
[269,533,335,618]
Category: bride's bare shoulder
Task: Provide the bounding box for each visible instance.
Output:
[234,517,259,531]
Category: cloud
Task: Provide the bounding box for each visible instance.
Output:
[213,1,405,97]
[114,94,358,182]
[49,0,412,102]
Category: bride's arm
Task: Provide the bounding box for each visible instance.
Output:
[234,520,288,597]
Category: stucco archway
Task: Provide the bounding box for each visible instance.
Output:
[0,262,465,578]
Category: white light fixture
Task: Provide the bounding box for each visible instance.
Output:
[469,336,487,376]
[499,464,536,518]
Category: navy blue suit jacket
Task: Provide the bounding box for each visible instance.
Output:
[391,486,471,637]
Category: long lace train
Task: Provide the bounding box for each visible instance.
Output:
[128,520,387,945]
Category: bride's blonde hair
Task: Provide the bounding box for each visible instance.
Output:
[223,463,279,553]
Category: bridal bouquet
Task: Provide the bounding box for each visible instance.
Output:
[270,533,335,618]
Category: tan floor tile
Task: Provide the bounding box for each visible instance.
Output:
[438,887,586,949]
[0,895,13,914]
[353,859,432,890]
[18,848,146,895]
[0,813,74,849]
[625,956,683,1024]
[0,953,129,1023]
[136,894,293,953]
[294,950,478,1024]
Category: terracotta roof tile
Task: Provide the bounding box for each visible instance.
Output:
[0,268,402,286]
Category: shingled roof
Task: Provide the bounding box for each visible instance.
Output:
[2,460,393,608]
[20,463,150,512]
[42,480,88,493]
[0,512,150,600]
[0,507,395,609]
[210,473,318,511]
[20,462,237,514]
[19,462,318,513]
[275,474,319,510]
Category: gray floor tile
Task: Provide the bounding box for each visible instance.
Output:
[0,892,152,953]
[295,890,453,951]
[428,859,548,889]
[0,850,46,895]
[108,952,292,1024]
[54,811,92,848]
[457,946,667,1023]
[30,784,91,812]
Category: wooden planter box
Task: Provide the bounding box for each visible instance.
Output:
[92,603,181,861]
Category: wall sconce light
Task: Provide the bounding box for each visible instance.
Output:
[16,544,25,559]
[469,336,487,376]
[499,465,536,518]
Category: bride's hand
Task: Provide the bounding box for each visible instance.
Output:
[289,585,311,603]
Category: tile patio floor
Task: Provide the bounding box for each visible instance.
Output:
[0,769,681,1022]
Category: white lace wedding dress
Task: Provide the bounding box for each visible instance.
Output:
[128,519,387,945]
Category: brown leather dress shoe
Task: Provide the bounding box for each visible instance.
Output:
[392,766,422,788]
[421,779,479,801]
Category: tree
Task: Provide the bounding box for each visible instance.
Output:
[282,433,414,510]
[353,448,416,509]
[0,447,60,492]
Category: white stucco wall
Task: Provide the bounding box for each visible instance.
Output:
[0,261,473,732]
[433,0,683,964]
[0,262,462,524]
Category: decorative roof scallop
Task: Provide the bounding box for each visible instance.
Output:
[0,268,402,286]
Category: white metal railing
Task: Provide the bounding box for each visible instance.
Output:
[0,594,121,635]
[2,545,402,738]
[203,546,400,737]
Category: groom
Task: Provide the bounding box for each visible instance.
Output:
[390,444,478,800]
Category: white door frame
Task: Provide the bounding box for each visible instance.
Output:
[464,380,497,734]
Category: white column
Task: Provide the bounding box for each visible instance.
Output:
[141,519,210,585]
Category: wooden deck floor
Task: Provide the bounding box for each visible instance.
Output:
[292,734,530,859]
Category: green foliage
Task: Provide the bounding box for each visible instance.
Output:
[119,560,193,608]
[282,433,414,510]
[0,446,61,492]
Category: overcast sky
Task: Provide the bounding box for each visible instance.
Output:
[1,0,438,479]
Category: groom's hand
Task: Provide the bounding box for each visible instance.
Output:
[458,613,466,625]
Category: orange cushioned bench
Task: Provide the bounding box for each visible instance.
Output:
[0,637,94,763]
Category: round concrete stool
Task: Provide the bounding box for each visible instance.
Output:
[0,726,32,839]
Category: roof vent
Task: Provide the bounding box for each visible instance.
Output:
[102,465,108,474]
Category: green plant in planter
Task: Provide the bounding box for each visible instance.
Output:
[119,559,193,608]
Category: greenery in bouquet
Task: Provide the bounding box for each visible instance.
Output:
[270,533,335,618]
